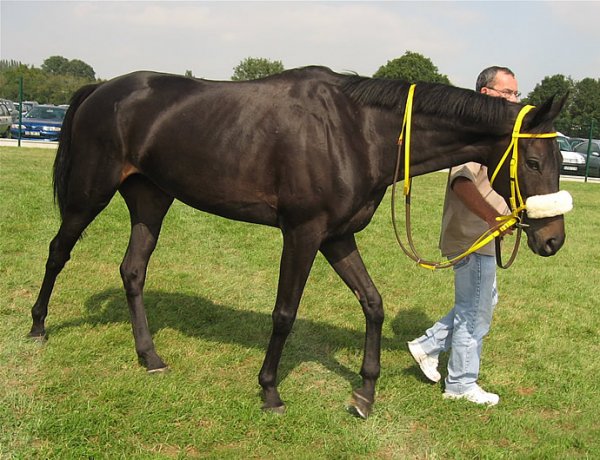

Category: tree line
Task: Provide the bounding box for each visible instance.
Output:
[0,57,98,106]
[1,53,597,138]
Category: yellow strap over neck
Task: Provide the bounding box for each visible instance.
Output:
[398,84,417,196]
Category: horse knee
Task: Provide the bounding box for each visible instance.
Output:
[271,308,296,336]
[46,238,71,273]
[360,287,384,324]
[120,262,145,296]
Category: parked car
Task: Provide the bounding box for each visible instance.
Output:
[569,138,587,149]
[0,101,12,137]
[10,105,67,141]
[573,139,600,155]
[0,98,19,123]
[559,136,600,178]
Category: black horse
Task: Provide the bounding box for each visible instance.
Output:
[29,66,568,418]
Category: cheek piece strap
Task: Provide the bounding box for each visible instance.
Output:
[490,104,573,220]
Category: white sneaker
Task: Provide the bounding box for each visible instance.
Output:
[443,384,500,406]
[407,340,441,383]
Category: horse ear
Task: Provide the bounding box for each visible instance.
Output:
[526,93,569,128]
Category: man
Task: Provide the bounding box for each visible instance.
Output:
[407,66,520,406]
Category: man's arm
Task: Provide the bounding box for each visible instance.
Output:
[451,177,505,229]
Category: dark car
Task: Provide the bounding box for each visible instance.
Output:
[573,139,600,155]
[561,138,600,178]
[558,135,600,178]
[10,105,67,141]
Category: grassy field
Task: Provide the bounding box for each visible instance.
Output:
[1,146,599,459]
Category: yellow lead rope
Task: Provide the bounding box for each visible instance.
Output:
[392,89,558,270]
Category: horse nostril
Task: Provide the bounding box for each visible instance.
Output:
[545,236,564,255]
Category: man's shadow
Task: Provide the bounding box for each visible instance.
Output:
[50,288,437,388]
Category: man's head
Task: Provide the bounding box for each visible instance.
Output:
[476,66,520,102]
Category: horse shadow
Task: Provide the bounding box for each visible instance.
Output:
[50,288,436,388]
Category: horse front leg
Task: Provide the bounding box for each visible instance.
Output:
[321,235,384,419]
[119,177,173,371]
[259,227,320,413]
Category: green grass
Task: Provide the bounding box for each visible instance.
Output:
[1,146,599,458]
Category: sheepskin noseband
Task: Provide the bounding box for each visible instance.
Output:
[525,190,573,219]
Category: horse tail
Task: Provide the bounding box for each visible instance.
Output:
[53,83,101,220]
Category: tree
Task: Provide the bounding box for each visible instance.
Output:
[231,57,284,81]
[373,51,451,84]
[0,65,48,102]
[41,56,95,80]
[64,59,95,80]
[41,56,70,75]
[524,74,574,135]
[0,62,96,105]
[569,78,600,138]
[524,74,573,106]
[0,59,22,71]
[524,75,600,138]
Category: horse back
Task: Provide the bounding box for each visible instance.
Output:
[69,68,388,232]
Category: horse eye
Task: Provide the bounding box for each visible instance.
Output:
[526,160,540,171]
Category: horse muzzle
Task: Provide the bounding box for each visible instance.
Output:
[523,190,573,257]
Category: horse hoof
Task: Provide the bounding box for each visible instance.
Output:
[347,390,372,419]
[147,366,170,374]
[28,331,47,344]
[262,403,286,415]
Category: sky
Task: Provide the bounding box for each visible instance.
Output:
[1,1,599,97]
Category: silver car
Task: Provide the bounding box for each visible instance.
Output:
[0,100,13,137]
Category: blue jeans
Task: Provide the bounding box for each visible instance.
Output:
[415,253,498,394]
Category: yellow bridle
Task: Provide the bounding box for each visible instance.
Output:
[489,104,558,214]
[392,85,558,270]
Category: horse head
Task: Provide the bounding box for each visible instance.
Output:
[489,94,572,257]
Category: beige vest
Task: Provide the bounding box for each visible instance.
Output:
[439,162,509,257]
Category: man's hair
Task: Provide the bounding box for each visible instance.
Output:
[475,66,515,92]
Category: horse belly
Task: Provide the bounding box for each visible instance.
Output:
[177,191,279,227]
[140,151,280,227]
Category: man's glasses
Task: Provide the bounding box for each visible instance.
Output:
[486,87,521,99]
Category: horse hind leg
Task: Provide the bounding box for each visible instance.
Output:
[118,175,174,372]
[30,192,117,339]
[320,235,384,419]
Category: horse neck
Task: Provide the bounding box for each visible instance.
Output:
[349,85,519,186]
[398,109,516,180]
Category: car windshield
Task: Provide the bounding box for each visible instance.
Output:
[24,106,67,121]
[574,141,600,155]
[558,138,572,151]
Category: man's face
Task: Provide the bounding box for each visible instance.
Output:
[480,72,520,102]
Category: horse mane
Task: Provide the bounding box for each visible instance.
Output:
[340,74,512,131]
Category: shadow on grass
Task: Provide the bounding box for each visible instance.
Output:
[50,288,435,389]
